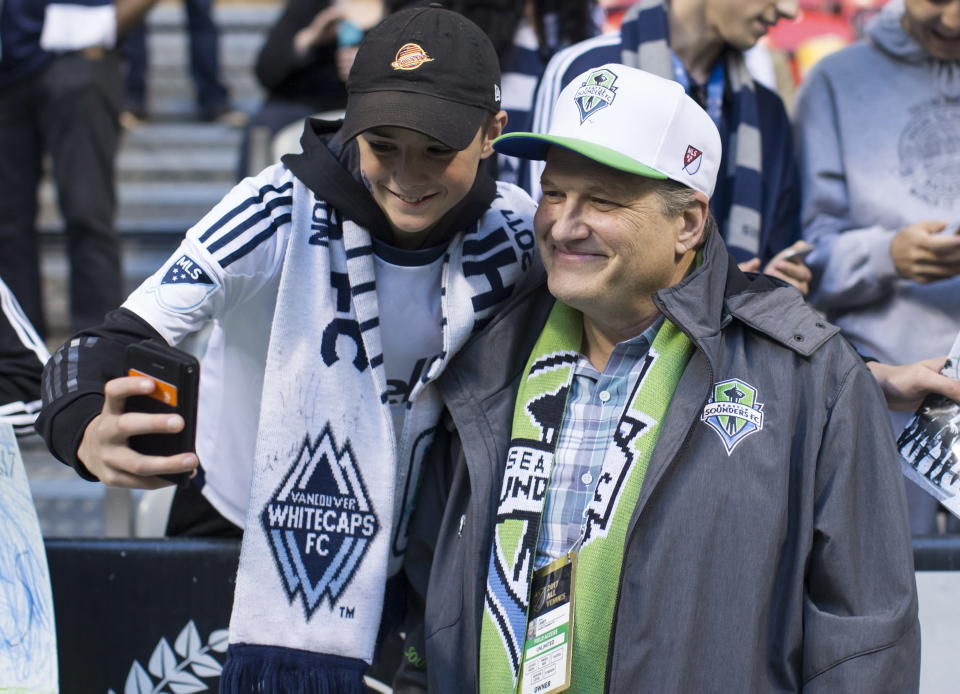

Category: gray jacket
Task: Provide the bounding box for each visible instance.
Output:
[395,230,920,693]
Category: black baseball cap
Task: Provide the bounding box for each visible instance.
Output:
[340,4,502,151]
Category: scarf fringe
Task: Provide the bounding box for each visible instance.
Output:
[220,644,367,694]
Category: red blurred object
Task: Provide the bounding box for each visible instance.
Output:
[766,0,891,85]
[767,9,854,53]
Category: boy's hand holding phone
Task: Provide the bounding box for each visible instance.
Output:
[76,342,199,489]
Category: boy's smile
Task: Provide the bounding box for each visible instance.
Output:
[357,118,503,249]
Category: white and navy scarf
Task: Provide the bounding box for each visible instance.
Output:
[221,179,534,692]
[622,0,764,257]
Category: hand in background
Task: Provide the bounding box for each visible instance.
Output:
[891,221,960,283]
[738,241,814,296]
[293,5,344,57]
[867,357,960,412]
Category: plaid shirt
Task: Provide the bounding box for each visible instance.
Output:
[534,318,663,569]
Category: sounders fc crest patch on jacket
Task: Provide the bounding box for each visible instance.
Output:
[261,424,380,619]
[701,378,764,454]
[574,68,618,123]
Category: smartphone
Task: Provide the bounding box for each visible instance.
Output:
[781,246,812,264]
[124,340,199,487]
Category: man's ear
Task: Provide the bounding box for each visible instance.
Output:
[675,191,710,256]
[480,110,508,159]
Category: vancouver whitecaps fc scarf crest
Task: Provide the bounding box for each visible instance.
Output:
[701,378,764,454]
[261,424,380,619]
[575,68,618,123]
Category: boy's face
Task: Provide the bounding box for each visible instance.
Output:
[357,114,505,249]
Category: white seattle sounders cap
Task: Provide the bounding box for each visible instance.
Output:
[494,64,722,198]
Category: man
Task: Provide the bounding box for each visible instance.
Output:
[794,0,960,533]
[396,65,919,693]
[527,0,812,295]
[0,0,156,335]
[38,6,539,689]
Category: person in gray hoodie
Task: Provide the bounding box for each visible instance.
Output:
[794,0,960,534]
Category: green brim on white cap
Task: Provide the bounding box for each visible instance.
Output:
[493,131,668,181]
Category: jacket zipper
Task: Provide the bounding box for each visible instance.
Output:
[602,295,716,693]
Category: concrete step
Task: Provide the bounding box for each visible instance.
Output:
[121,121,244,148]
[140,32,265,118]
[39,181,234,232]
[117,148,237,181]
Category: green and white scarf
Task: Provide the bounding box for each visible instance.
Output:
[479,301,692,693]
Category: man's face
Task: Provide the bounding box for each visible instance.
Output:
[903,0,960,61]
[357,120,497,249]
[535,148,687,323]
[704,0,799,51]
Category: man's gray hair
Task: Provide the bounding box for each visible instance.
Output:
[651,178,717,240]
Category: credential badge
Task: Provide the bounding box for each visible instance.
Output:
[261,425,380,619]
[574,68,618,123]
[701,378,764,455]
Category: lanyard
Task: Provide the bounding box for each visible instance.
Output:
[671,52,725,129]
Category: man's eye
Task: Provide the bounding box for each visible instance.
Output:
[427,146,455,157]
[541,190,563,201]
[591,197,618,208]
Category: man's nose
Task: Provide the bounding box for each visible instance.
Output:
[544,199,590,242]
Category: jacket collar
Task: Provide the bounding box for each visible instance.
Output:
[655,228,838,358]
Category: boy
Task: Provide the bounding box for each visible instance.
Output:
[38,6,539,689]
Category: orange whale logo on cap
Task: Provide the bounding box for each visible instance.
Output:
[391,43,434,70]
